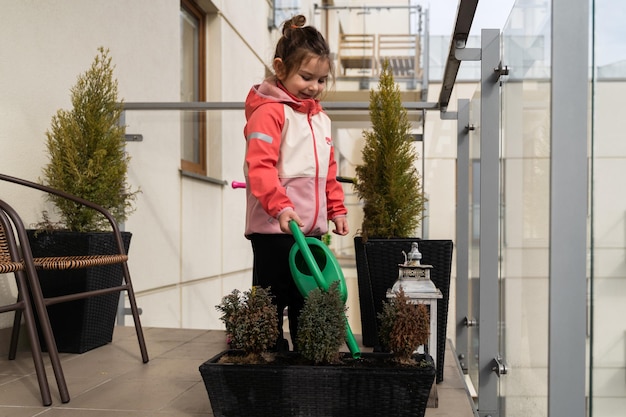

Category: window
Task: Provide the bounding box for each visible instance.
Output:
[272,0,301,28]
[180,0,206,174]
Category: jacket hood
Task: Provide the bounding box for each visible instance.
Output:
[245,78,322,119]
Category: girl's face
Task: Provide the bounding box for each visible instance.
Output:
[275,55,329,100]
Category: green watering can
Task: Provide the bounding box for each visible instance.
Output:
[288,220,361,359]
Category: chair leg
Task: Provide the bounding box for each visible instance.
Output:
[8,291,23,360]
[128,294,149,363]
[23,265,71,404]
[22,307,53,406]
[13,271,53,406]
[38,312,70,403]
[121,264,149,363]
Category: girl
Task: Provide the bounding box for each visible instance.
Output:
[243,14,349,351]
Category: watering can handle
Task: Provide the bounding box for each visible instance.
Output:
[288,220,328,291]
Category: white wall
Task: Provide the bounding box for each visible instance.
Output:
[0,0,181,328]
[0,0,262,330]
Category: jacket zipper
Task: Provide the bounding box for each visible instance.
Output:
[307,112,320,236]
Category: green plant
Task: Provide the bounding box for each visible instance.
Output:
[378,288,430,365]
[42,46,138,232]
[296,281,346,364]
[353,59,425,240]
[216,286,279,363]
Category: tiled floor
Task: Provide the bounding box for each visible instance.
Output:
[0,326,476,416]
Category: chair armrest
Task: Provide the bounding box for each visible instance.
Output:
[0,173,127,255]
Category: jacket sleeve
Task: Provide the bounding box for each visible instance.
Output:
[325,145,348,220]
[244,103,293,218]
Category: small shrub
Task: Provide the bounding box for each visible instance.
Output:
[216,286,279,362]
[297,281,346,364]
[378,288,430,364]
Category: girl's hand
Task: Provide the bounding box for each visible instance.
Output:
[332,216,349,236]
[278,210,303,234]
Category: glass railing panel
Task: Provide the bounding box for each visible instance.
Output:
[428,35,482,81]
[121,104,373,266]
[590,1,626,415]
[467,85,481,396]
[122,106,245,182]
[499,1,551,416]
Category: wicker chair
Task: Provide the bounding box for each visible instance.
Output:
[0,173,148,404]
[0,207,55,405]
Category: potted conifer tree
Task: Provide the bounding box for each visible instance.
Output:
[353,60,453,383]
[354,59,425,241]
[28,47,139,353]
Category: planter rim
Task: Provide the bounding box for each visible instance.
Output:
[200,349,435,373]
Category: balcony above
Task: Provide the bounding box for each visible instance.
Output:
[337,33,422,85]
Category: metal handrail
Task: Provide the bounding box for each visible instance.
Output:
[120,101,439,112]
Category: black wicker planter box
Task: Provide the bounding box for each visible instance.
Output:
[354,237,453,383]
[199,350,435,417]
[27,230,131,354]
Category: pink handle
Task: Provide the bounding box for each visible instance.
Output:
[231,181,246,189]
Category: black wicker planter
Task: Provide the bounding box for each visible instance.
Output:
[354,237,453,383]
[26,230,131,354]
[199,350,435,417]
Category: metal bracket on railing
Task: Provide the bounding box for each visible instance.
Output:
[492,356,508,377]
[464,316,477,327]
[458,353,468,373]
[494,62,510,80]
[125,134,143,142]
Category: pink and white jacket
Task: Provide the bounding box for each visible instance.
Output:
[243,79,347,237]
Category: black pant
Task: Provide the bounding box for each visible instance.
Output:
[250,234,305,351]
